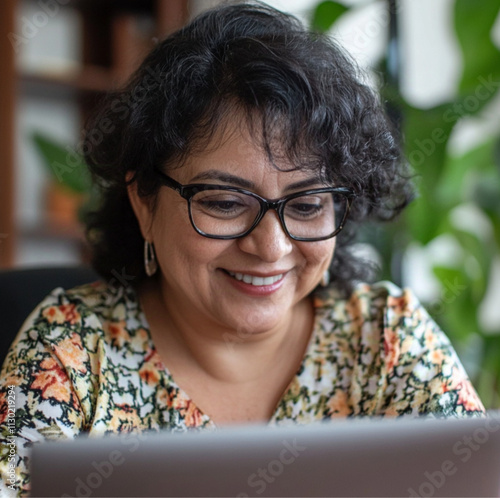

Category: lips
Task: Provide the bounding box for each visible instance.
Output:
[226,271,284,287]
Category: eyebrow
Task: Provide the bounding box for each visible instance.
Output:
[190,171,254,189]
[189,170,324,193]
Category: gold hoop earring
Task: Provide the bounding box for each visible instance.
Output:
[144,240,158,277]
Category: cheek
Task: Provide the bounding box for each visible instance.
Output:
[152,209,232,275]
[151,196,194,249]
[302,240,336,270]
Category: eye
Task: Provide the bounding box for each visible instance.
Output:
[200,199,243,213]
[285,196,326,220]
[193,192,253,218]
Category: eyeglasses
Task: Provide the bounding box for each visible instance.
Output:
[156,170,355,241]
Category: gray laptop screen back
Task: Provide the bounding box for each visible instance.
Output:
[31,415,500,497]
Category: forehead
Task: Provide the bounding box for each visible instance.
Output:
[173,112,322,186]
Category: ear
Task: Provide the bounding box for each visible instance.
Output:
[126,172,154,241]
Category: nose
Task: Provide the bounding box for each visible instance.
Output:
[237,210,293,262]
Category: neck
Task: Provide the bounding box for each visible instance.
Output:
[137,278,314,386]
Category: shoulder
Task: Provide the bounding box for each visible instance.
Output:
[312,280,454,362]
[312,281,484,416]
[41,280,138,322]
[314,279,417,307]
[37,280,135,325]
[312,280,423,330]
[3,281,142,370]
[310,281,432,367]
[1,281,149,431]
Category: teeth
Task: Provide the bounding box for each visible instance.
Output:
[227,271,283,286]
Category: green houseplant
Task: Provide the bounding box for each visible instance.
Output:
[311,0,500,406]
[32,131,97,226]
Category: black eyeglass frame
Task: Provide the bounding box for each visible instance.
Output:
[156,170,356,242]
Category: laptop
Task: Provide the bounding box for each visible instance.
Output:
[31,414,500,497]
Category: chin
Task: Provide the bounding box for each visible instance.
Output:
[221,307,287,337]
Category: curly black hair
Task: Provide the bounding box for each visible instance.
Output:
[83,0,413,294]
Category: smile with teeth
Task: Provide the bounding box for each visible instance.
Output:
[226,271,284,286]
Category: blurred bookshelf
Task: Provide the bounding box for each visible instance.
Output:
[0,0,189,269]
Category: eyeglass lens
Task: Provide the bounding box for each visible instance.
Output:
[189,190,347,239]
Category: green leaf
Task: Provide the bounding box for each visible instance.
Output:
[431,265,479,341]
[400,102,457,243]
[451,228,492,303]
[32,132,91,194]
[311,0,349,32]
[477,336,500,408]
[438,137,498,209]
[494,136,500,168]
[454,0,500,101]
[404,197,441,245]
[402,103,456,184]
[472,173,500,212]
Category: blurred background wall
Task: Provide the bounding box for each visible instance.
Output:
[1,0,499,403]
[4,0,496,263]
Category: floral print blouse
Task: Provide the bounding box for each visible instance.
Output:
[0,280,484,496]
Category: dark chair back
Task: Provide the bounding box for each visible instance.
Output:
[0,266,99,364]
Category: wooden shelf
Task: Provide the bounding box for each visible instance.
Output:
[20,220,91,264]
[20,66,118,99]
[0,0,16,268]
[1,0,190,269]
[24,0,156,13]
[21,221,85,242]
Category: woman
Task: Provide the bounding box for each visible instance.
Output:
[0,1,484,495]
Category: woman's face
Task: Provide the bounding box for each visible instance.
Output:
[132,120,336,335]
